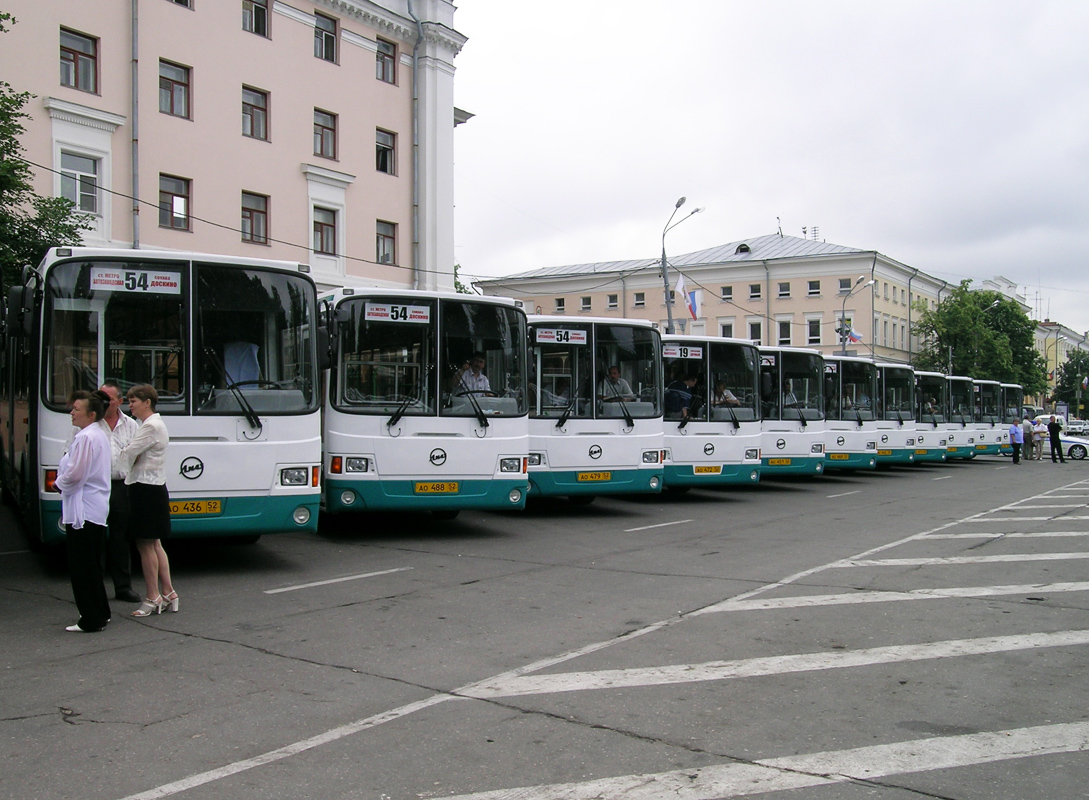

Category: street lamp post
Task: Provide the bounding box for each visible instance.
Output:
[1047,332,1067,410]
[660,197,703,335]
[839,275,875,355]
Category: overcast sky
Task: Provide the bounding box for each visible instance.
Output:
[450,0,1089,334]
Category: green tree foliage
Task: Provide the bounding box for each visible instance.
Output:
[1054,348,1089,415]
[0,12,91,292]
[453,263,473,294]
[911,280,1045,394]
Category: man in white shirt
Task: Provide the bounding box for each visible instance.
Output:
[100,381,140,602]
[453,352,492,394]
[598,365,635,402]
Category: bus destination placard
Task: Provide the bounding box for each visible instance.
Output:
[90,267,181,295]
[365,303,431,323]
[663,344,703,359]
[535,329,588,345]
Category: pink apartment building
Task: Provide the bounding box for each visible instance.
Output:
[1,0,464,290]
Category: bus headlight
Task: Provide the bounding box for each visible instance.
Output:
[292,506,311,526]
[642,450,660,464]
[811,443,824,454]
[345,457,369,473]
[745,449,759,460]
[499,458,521,473]
[749,470,759,482]
[527,453,543,466]
[508,488,523,504]
[648,476,660,490]
[340,490,356,506]
[906,438,915,446]
[280,467,308,486]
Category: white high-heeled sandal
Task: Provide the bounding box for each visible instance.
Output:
[162,590,180,613]
[132,596,163,617]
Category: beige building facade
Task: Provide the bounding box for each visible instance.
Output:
[476,234,950,364]
[2,0,465,290]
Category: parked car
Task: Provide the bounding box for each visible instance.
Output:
[1065,418,1089,435]
[1058,432,1089,460]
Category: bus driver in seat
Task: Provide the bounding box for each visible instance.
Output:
[598,365,635,402]
[453,352,493,395]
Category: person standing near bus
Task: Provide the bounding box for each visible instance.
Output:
[120,384,179,616]
[99,380,140,603]
[1008,417,1023,464]
[1022,415,1036,461]
[56,390,113,633]
[1048,415,1066,464]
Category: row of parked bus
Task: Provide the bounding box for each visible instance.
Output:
[0,249,1025,547]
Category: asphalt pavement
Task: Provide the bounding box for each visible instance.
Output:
[2,456,1088,799]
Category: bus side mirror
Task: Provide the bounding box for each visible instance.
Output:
[5,287,28,339]
[315,327,331,371]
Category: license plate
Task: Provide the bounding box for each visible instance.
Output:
[976,445,988,450]
[414,482,459,494]
[877,449,893,456]
[768,458,792,466]
[693,465,722,474]
[947,447,958,452]
[577,471,611,482]
[170,499,222,516]
[828,453,849,460]
[915,449,928,455]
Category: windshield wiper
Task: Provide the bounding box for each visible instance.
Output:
[463,391,489,429]
[556,393,578,428]
[387,394,417,429]
[602,381,634,427]
[204,347,261,430]
[679,392,705,430]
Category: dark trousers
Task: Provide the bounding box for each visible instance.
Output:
[67,522,111,630]
[106,480,132,592]
[1051,437,1066,463]
[1012,442,1021,464]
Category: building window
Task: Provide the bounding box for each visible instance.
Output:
[376,220,396,264]
[314,13,337,62]
[883,282,889,300]
[159,61,190,118]
[720,323,733,338]
[313,207,336,255]
[376,38,396,83]
[883,319,889,346]
[243,0,268,36]
[60,153,99,214]
[633,292,645,308]
[376,129,395,174]
[314,109,336,158]
[808,280,820,296]
[242,87,268,140]
[839,277,852,294]
[241,192,268,244]
[721,285,733,301]
[749,284,762,300]
[778,320,791,346]
[554,297,565,313]
[807,319,821,345]
[167,0,192,6]
[159,174,190,230]
[749,321,762,343]
[60,29,97,93]
[607,294,618,310]
[581,296,591,312]
[778,282,790,298]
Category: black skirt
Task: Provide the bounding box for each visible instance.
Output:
[128,482,172,540]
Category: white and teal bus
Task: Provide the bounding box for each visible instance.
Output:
[321,288,529,517]
[914,370,949,462]
[822,355,878,471]
[972,379,1004,456]
[1,247,323,547]
[758,346,826,476]
[875,362,917,466]
[526,316,664,500]
[1000,383,1024,456]
[661,335,761,488]
[945,374,977,459]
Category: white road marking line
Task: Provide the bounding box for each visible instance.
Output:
[845,553,1089,567]
[461,630,1089,699]
[119,479,1089,799]
[264,567,413,594]
[1008,504,1086,509]
[965,516,1089,521]
[826,490,860,498]
[933,475,952,480]
[703,582,1089,612]
[0,549,31,556]
[429,721,1089,800]
[928,531,1089,539]
[623,519,693,532]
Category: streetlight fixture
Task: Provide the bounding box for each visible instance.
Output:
[660,197,704,335]
[839,275,875,355]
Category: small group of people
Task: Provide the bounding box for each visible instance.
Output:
[1010,413,1066,464]
[57,382,178,633]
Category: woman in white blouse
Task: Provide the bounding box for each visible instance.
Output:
[120,384,179,616]
[56,390,114,632]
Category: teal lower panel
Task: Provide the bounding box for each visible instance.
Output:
[663,464,760,487]
[528,468,663,497]
[824,453,877,470]
[761,456,825,475]
[326,477,528,513]
[947,446,976,459]
[40,494,319,544]
[913,449,948,462]
[875,449,916,464]
[975,445,1002,456]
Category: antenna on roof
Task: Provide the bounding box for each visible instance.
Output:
[777,217,783,237]
[801,226,807,238]
[811,226,820,241]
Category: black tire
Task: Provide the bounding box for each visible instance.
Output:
[1068,444,1087,460]
[431,509,460,520]
[567,495,595,506]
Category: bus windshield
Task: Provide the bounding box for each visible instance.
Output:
[441,300,527,417]
[949,379,974,423]
[827,360,876,421]
[917,374,947,423]
[882,367,915,421]
[781,352,824,421]
[976,383,1000,423]
[595,325,661,418]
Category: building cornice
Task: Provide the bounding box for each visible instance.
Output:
[301,163,356,189]
[42,97,126,132]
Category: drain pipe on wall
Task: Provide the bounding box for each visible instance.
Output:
[130,0,139,248]
[763,260,770,345]
[407,0,423,289]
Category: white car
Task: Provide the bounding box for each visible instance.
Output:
[1058,432,1089,460]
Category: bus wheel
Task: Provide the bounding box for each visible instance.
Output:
[432,509,460,520]
[227,535,262,545]
[666,486,691,495]
[1069,444,1087,460]
[567,495,595,506]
